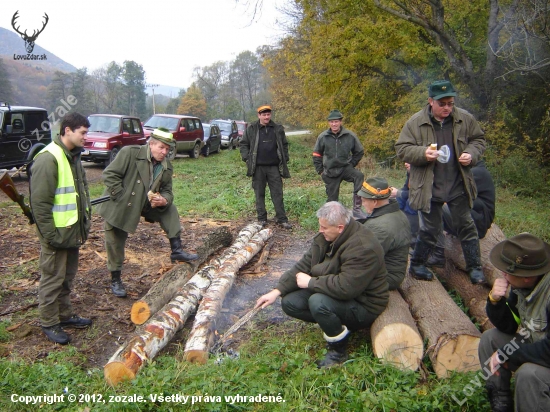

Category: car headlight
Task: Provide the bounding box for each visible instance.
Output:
[93,142,108,148]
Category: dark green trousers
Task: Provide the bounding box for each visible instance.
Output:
[321,164,364,202]
[38,242,79,327]
[281,289,378,337]
[104,204,181,271]
[252,165,288,223]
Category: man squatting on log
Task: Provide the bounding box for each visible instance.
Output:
[255,201,389,368]
[97,128,198,298]
[395,80,487,285]
[478,233,550,412]
[30,113,93,344]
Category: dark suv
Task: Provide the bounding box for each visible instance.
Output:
[0,103,51,172]
[211,120,238,149]
[143,114,204,159]
[82,114,146,166]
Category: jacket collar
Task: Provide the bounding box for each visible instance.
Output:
[368,199,400,218]
[314,218,360,256]
[419,104,464,127]
[54,134,83,159]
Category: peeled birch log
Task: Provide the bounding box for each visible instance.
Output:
[131,224,258,324]
[184,228,273,364]
[104,224,265,386]
[399,271,481,379]
[370,290,424,371]
[443,224,506,287]
[434,261,495,332]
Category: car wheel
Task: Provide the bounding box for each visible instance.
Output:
[227,140,234,150]
[190,143,200,158]
[203,144,210,157]
[105,147,120,167]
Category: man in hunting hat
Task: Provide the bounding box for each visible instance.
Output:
[395,80,486,284]
[313,110,365,219]
[240,105,291,229]
[478,233,550,412]
[358,177,411,290]
[97,128,198,298]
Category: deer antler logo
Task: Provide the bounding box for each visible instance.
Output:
[11,11,49,54]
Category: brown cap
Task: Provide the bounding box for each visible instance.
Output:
[489,233,550,277]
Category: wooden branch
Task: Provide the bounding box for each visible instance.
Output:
[213,306,262,351]
[253,239,273,273]
[0,302,38,317]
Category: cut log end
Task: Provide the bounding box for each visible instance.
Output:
[372,323,424,371]
[104,362,136,386]
[130,301,151,325]
[185,350,209,365]
[433,334,481,379]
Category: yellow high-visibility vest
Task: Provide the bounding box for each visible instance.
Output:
[35,142,78,227]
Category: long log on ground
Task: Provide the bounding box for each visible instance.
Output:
[130,224,257,325]
[434,261,494,332]
[104,225,266,385]
[370,290,423,371]
[184,229,273,364]
[399,271,481,378]
[444,224,506,287]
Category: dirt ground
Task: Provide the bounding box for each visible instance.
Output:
[0,166,312,368]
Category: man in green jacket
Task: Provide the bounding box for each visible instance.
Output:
[97,128,197,298]
[395,80,486,284]
[358,177,411,290]
[240,105,291,229]
[313,110,365,219]
[255,201,389,368]
[30,112,92,344]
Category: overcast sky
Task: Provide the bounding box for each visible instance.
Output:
[1,0,285,88]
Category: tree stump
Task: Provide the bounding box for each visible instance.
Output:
[370,290,423,371]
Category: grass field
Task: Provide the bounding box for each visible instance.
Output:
[1,133,548,411]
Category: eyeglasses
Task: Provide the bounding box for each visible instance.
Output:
[435,100,455,108]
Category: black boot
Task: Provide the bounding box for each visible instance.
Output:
[426,246,445,268]
[461,239,486,284]
[485,384,513,412]
[111,270,127,298]
[409,240,434,281]
[169,237,198,263]
[316,326,350,368]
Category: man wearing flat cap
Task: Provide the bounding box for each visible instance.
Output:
[395,80,486,284]
[240,105,291,229]
[98,128,198,297]
[478,233,550,412]
[313,110,365,219]
[358,177,411,290]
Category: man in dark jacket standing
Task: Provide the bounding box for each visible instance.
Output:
[98,128,197,298]
[255,201,389,368]
[313,110,365,219]
[478,233,550,412]
[395,80,486,284]
[30,112,93,344]
[358,177,411,290]
[240,105,291,229]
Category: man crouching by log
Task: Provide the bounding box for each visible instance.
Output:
[97,128,198,298]
[255,201,389,368]
[479,233,550,412]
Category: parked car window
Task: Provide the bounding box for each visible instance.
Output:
[186,119,195,131]
[131,119,142,134]
[144,116,179,130]
[25,112,46,132]
[10,114,24,132]
[193,119,202,130]
[122,119,132,133]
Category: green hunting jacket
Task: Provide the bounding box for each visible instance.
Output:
[97,144,174,233]
[361,200,410,290]
[312,127,364,177]
[394,105,485,212]
[240,120,290,178]
[276,219,389,315]
[30,135,91,249]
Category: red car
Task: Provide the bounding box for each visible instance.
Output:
[235,120,248,142]
[83,114,146,166]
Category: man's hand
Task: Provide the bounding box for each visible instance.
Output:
[458,152,472,166]
[425,148,440,162]
[390,187,398,198]
[489,278,509,304]
[489,350,508,376]
[255,289,281,309]
[296,272,311,288]
[150,194,167,208]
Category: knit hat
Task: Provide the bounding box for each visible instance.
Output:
[150,127,175,147]
[489,233,550,277]
[357,177,391,200]
[257,105,272,114]
[327,110,344,121]
[428,80,457,100]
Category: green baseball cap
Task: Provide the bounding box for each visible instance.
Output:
[429,80,457,100]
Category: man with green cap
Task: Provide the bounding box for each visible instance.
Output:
[395,80,486,284]
[478,233,550,412]
[357,177,411,290]
[97,128,198,298]
[313,110,365,219]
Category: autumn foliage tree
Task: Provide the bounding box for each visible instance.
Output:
[177,83,207,119]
